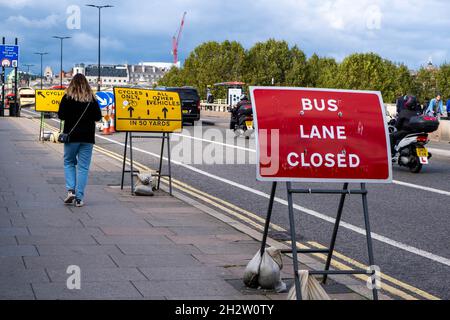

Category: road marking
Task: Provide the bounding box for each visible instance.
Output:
[174,133,256,153]
[25,110,450,267]
[307,242,439,300]
[32,117,439,300]
[284,241,419,300]
[393,180,450,197]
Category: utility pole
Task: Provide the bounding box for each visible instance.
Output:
[86,4,113,92]
[34,52,48,90]
[52,36,71,88]
[1,36,5,117]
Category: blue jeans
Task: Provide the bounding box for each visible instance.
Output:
[64,143,94,201]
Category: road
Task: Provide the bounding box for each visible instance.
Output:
[25,108,450,300]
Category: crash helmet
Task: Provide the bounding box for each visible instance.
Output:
[404,95,417,110]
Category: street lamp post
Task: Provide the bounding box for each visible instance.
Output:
[52,36,71,88]
[23,64,35,87]
[86,4,113,92]
[33,52,48,90]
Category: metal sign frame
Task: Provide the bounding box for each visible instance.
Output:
[120,132,173,196]
[259,182,379,300]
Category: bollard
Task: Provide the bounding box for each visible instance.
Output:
[108,106,116,134]
[101,116,111,135]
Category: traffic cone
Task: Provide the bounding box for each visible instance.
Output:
[108,106,116,134]
[101,116,111,135]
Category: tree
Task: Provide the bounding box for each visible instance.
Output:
[306,54,338,88]
[414,67,438,103]
[437,64,450,99]
[243,39,293,86]
[336,53,402,102]
[159,40,246,98]
[285,45,308,87]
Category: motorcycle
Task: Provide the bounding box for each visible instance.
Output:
[229,102,254,139]
[389,115,439,173]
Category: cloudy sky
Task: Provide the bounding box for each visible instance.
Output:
[1,0,449,75]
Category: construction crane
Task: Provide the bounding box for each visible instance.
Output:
[172,11,187,66]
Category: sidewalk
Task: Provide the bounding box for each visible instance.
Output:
[0,116,374,300]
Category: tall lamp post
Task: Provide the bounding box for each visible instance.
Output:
[33,52,48,90]
[52,36,71,88]
[86,4,113,92]
[22,64,35,87]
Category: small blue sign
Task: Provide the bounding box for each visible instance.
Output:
[105,92,114,106]
[0,45,19,68]
[96,91,114,109]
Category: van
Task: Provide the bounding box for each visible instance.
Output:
[159,87,201,124]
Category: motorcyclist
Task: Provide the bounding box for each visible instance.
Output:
[230,94,250,130]
[390,95,421,156]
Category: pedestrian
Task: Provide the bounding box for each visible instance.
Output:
[425,93,444,119]
[57,74,102,207]
[446,98,450,119]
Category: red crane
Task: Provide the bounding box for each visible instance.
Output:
[172,11,187,66]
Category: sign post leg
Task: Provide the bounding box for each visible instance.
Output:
[260,182,278,256]
[167,133,173,196]
[157,134,165,190]
[120,132,129,190]
[361,183,378,300]
[129,132,134,194]
[286,182,302,300]
[323,182,349,284]
[39,113,44,142]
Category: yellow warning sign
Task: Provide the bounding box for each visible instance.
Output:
[113,87,182,133]
[35,90,65,112]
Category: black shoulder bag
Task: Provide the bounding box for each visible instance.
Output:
[58,102,91,143]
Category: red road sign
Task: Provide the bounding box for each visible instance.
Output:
[250,87,392,183]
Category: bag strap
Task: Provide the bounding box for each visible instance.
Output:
[67,102,91,136]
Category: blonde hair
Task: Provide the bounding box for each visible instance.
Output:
[66,74,95,103]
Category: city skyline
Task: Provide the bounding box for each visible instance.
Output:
[1,0,449,76]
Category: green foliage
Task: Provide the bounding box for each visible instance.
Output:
[158,40,446,103]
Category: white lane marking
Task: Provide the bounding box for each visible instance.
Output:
[26,110,450,267]
[393,180,450,197]
[428,148,450,158]
[174,133,256,153]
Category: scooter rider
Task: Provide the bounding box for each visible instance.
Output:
[230,94,250,129]
[390,95,421,156]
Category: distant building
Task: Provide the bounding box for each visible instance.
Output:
[127,62,172,86]
[425,58,438,71]
[73,63,129,87]
[70,62,173,88]
[44,66,53,80]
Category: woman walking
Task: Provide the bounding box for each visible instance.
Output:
[58,74,102,207]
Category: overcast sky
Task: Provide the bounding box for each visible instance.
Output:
[1,0,449,75]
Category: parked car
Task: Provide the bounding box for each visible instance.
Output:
[157,86,201,125]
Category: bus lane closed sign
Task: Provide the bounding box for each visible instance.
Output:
[114,87,182,133]
[250,87,392,183]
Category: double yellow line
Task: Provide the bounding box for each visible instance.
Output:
[37,118,440,300]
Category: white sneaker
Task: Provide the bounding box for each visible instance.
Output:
[64,190,76,204]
